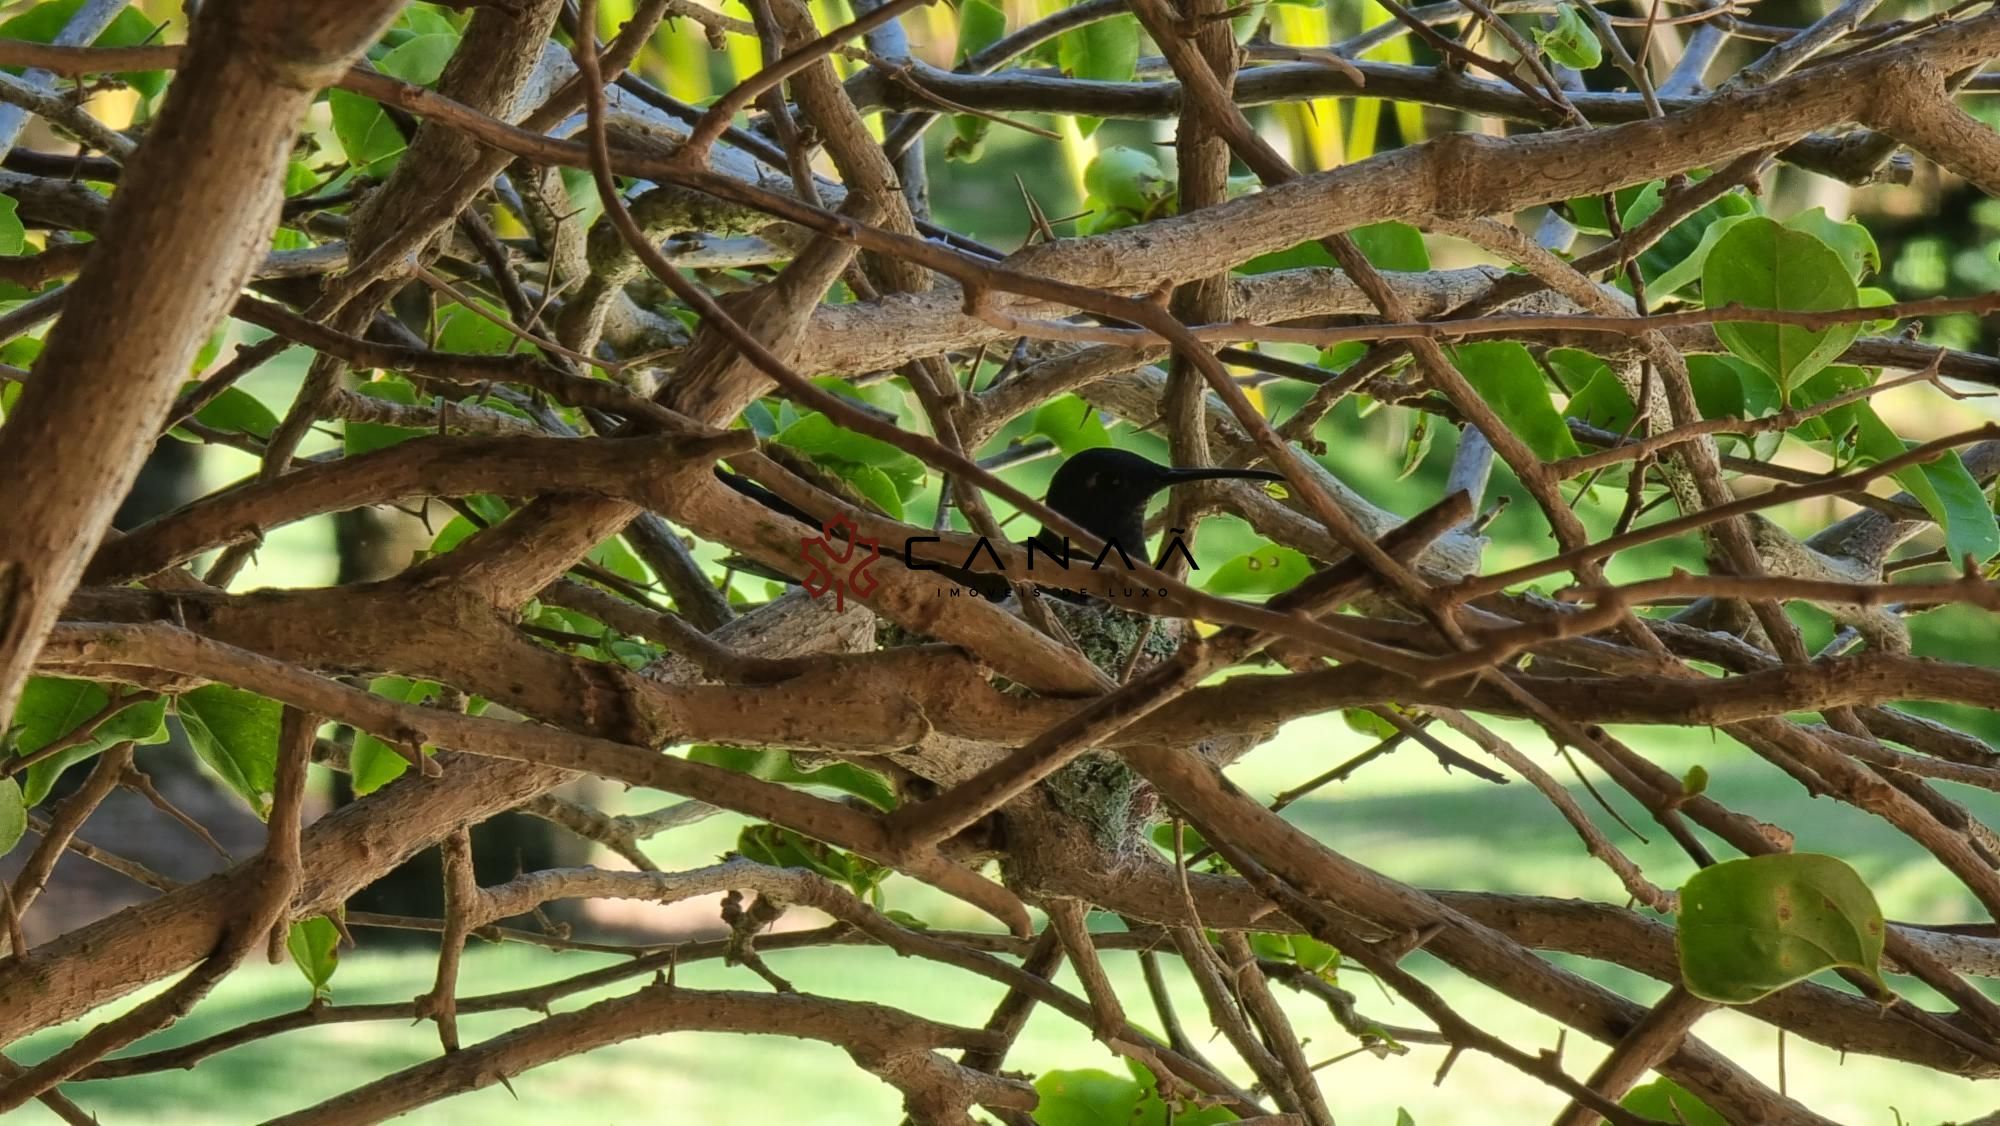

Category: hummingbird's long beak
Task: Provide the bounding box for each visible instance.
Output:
[1152,466,1288,492]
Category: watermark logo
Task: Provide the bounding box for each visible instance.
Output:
[798,523,1198,605]
[799,513,881,611]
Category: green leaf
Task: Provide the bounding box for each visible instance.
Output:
[1032,1069,1143,1126]
[1350,221,1430,272]
[1031,394,1114,457]
[735,824,888,898]
[590,535,651,586]
[286,915,342,1001]
[398,3,465,37]
[1550,349,1636,435]
[1685,353,1773,421]
[378,32,458,85]
[435,302,519,357]
[1784,207,1879,282]
[1448,342,1581,460]
[774,411,920,473]
[0,777,25,858]
[1056,15,1139,136]
[343,377,426,455]
[944,114,988,162]
[956,0,1006,61]
[177,686,285,818]
[1203,542,1312,596]
[0,195,23,258]
[1647,210,1751,297]
[1399,412,1433,480]
[11,679,170,806]
[1621,1078,1728,1126]
[1083,146,1171,215]
[0,0,166,98]
[328,89,408,178]
[1637,189,1753,292]
[1849,404,2000,565]
[173,385,279,442]
[690,745,897,810]
[837,463,905,520]
[1564,182,1664,236]
[1150,820,1209,856]
[1682,764,1709,797]
[1677,853,1885,1004]
[1395,1110,1418,1126]
[1032,1066,1238,1125]
[1703,217,1860,394]
[350,677,444,796]
[1342,707,1398,739]
[1533,3,1602,70]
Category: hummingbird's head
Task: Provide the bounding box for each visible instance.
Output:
[1041,448,1287,546]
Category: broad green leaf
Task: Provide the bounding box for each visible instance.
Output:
[945,113,988,162]
[286,915,342,1000]
[1237,222,1427,277]
[177,685,285,818]
[343,376,426,455]
[1350,221,1430,272]
[1056,15,1139,136]
[429,495,512,554]
[1150,820,1209,855]
[1685,353,1772,421]
[1032,394,1114,457]
[12,679,170,806]
[397,3,464,37]
[956,0,1006,62]
[378,32,458,85]
[1564,182,1664,236]
[1448,342,1581,460]
[1637,189,1753,292]
[1550,349,1636,435]
[1703,217,1860,394]
[774,411,920,471]
[1032,1069,1143,1126]
[170,384,279,443]
[1648,211,1751,297]
[691,744,897,810]
[735,824,888,899]
[0,0,166,98]
[328,89,408,178]
[590,535,651,585]
[1784,207,1879,282]
[1033,1066,1238,1126]
[1395,1110,1418,1126]
[0,778,24,857]
[1534,3,1601,71]
[1203,542,1312,596]
[330,31,458,178]
[1621,1078,1728,1125]
[1083,146,1171,215]
[838,463,904,520]
[1677,853,1885,1004]
[350,677,444,795]
[1849,405,2000,565]
[435,301,519,356]
[0,196,23,257]
[1342,707,1398,739]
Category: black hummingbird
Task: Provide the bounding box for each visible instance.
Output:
[716,448,1285,599]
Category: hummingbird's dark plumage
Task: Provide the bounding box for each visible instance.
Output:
[1027,448,1285,566]
[715,449,1284,596]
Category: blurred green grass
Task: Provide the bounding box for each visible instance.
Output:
[16,709,2000,1124]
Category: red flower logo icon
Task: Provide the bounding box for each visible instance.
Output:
[799,513,881,611]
